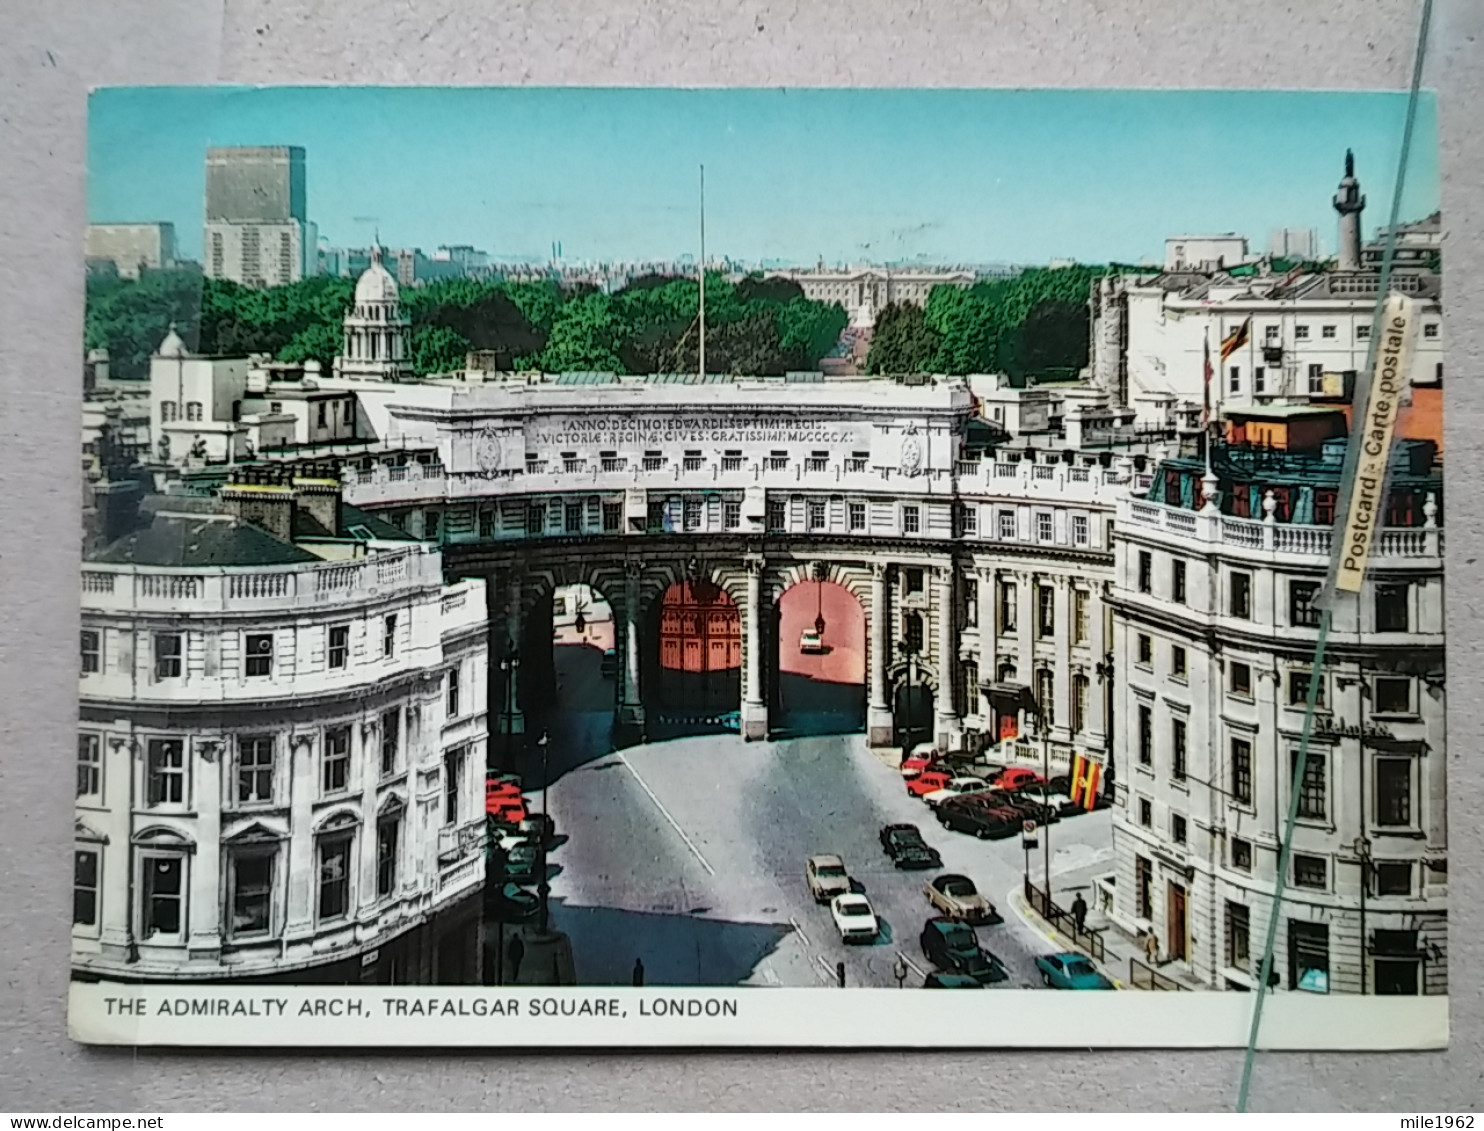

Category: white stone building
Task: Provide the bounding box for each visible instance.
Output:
[1106,440,1446,995]
[85,223,178,279]
[332,244,412,383]
[767,267,975,328]
[74,472,489,984]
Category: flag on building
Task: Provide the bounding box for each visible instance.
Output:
[1220,316,1252,361]
[1202,335,1213,429]
[1068,753,1103,811]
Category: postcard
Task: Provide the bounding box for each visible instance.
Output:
[72,87,1446,1048]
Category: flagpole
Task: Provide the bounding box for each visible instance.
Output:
[698,164,706,381]
[1204,328,1214,479]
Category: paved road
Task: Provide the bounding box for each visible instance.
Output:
[527,645,1113,988]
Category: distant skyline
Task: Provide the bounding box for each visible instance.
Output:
[87,87,1439,267]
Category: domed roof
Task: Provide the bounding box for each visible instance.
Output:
[156,322,190,358]
[355,243,399,304]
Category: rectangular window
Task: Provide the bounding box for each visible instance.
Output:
[848,502,866,531]
[382,614,397,658]
[1288,669,1326,708]
[146,739,185,807]
[1073,589,1089,644]
[1136,856,1153,919]
[376,816,400,898]
[425,510,441,541]
[1072,675,1088,734]
[1357,323,1371,340]
[603,502,622,532]
[1172,718,1188,780]
[77,734,101,800]
[565,501,583,533]
[1137,551,1152,594]
[1138,705,1152,765]
[682,497,701,531]
[380,708,400,776]
[1373,676,1412,715]
[1292,750,1327,820]
[1375,583,1410,632]
[722,449,744,471]
[230,852,273,936]
[1035,670,1055,730]
[1035,511,1053,542]
[1231,737,1253,805]
[1136,633,1152,665]
[905,613,925,656]
[478,506,497,537]
[154,633,182,680]
[1172,813,1188,845]
[1071,514,1089,546]
[317,835,352,922]
[80,630,100,674]
[957,503,977,535]
[1293,854,1327,890]
[1375,757,1413,827]
[998,511,1017,540]
[1231,838,1252,872]
[525,503,546,536]
[322,728,350,795]
[236,736,274,804]
[1036,584,1055,638]
[1423,322,1439,339]
[1172,559,1186,605]
[1254,366,1266,394]
[901,505,921,535]
[1288,920,1329,993]
[1139,798,1152,827]
[808,500,826,530]
[1294,325,1310,340]
[1226,902,1251,971]
[74,849,100,926]
[1229,571,1252,619]
[721,500,741,530]
[1265,324,1281,342]
[1229,365,1240,394]
[1289,581,1321,627]
[1230,661,1252,697]
[142,854,185,937]
[443,747,464,827]
[999,582,1017,633]
[648,500,667,532]
[1321,324,1337,339]
[447,665,461,717]
[1375,861,1412,897]
[244,633,273,678]
[1308,363,1323,394]
[1172,645,1188,680]
[963,578,978,627]
[767,499,786,532]
[328,625,349,669]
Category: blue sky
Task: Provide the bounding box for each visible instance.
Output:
[87,87,1439,266]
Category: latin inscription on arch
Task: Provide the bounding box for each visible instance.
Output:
[528,414,864,448]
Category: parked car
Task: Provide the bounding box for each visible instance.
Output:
[980,790,1059,826]
[900,752,944,779]
[600,649,619,678]
[907,770,955,799]
[923,776,993,810]
[923,971,985,988]
[879,824,944,870]
[919,918,1009,984]
[488,796,529,827]
[990,766,1045,792]
[829,893,879,944]
[806,854,853,903]
[487,882,539,922]
[924,874,1003,925]
[938,798,1021,840]
[1036,951,1115,990]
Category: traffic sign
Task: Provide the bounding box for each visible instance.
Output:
[1022,819,1038,836]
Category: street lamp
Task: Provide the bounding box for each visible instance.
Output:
[1356,835,1373,995]
[1094,652,1116,792]
[899,636,917,754]
[499,642,520,772]
[893,955,907,989]
[537,730,551,934]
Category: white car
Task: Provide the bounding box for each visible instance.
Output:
[830,893,879,944]
[922,776,993,810]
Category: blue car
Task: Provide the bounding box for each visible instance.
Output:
[1036,951,1114,990]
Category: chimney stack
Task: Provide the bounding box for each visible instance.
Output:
[220,465,296,542]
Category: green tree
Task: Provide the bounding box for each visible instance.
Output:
[409,324,473,375]
[1017,297,1090,377]
[84,269,207,379]
[867,302,938,375]
[536,292,624,372]
[277,321,343,370]
[777,298,848,365]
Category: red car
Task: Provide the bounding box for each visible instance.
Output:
[990,766,1045,792]
[908,770,955,799]
[900,753,946,780]
[485,775,527,820]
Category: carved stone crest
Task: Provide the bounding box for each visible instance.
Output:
[899,435,922,477]
[475,426,503,474]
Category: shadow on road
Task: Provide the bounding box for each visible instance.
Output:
[547,897,794,986]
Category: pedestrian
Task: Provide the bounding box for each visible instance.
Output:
[1071,892,1088,935]
[507,933,526,983]
[632,958,645,987]
[1143,927,1160,967]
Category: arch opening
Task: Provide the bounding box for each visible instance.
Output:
[646,580,741,740]
[772,579,866,738]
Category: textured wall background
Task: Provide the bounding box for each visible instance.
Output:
[2,0,1480,1112]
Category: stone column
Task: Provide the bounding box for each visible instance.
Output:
[867,561,894,747]
[935,565,959,752]
[1016,570,1036,743]
[187,738,223,959]
[1091,580,1111,758]
[741,555,769,741]
[1053,574,1073,757]
[976,566,997,739]
[285,733,316,937]
[616,559,645,744]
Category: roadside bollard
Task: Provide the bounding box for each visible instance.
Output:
[836,961,846,988]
